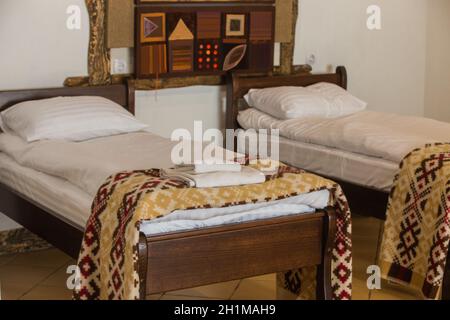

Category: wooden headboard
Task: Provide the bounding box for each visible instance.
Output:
[226,66,347,129]
[0,83,136,115]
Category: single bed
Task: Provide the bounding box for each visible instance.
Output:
[0,83,338,300]
[226,66,450,299]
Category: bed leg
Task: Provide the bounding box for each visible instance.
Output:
[138,232,148,300]
[316,208,336,300]
[442,248,450,300]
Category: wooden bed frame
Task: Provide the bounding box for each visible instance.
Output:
[0,83,336,300]
[226,66,450,299]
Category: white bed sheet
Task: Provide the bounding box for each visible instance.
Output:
[238,110,404,191]
[238,108,450,163]
[277,136,397,192]
[0,152,330,235]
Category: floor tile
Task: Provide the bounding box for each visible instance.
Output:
[7,249,71,268]
[0,264,56,287]
[370,280,421,300]
[168,280,240,299]
[0,254,16,267]
[0,264,56,300]
[41,264,73,288]
[231,279,276,300]
[352,215,382,237]
[247,274,275,282]
[0,283,30,300]
[371,288,419,300]
[352,276,370,300]
[146,294,163,300]
[20,285,72,300]
[352,236,379,275]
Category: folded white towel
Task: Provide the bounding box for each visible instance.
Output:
[161,166,266,188]
[175,162,242,174]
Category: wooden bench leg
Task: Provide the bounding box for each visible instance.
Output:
[138,232,148,300]
[316,208,337,300]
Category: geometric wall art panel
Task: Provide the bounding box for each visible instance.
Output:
[135,2,275,79]
[140,44,167,75]
[250,11,273,41]
[196,40,220,71]
[223,44,247,71]
[169,19,195,72]
[140,13,166,43]
[248,43,273,71]
[225,14,246,38]
[197,12,221,39]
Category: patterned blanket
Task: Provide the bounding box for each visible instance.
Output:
[73,163,352,300]
[380,144,450,299]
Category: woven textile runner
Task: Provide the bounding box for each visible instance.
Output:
[73,164,352,300]
[380,144,450,299]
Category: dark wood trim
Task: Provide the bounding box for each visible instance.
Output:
[138,232,149,300]
[141,209,334,299]
[316,208,336,300]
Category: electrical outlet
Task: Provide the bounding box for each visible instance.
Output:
[113,59,127,74]
[306,54,316,65]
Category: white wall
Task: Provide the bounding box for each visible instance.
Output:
[0,0,449,231]
[424,0,450,122]
[0,0,89,90]
[296,0,428,116]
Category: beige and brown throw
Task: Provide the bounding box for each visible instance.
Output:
[380,144,450,299]
[74,163,352,300]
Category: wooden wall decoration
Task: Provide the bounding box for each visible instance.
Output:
[107,0,134,48]
[197,12,221,39]
[168,20,195,73]
[135,2,276,80]
[64,0,304,89]
[86,0,111,86]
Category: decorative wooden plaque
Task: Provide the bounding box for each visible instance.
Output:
[135,1,276,79]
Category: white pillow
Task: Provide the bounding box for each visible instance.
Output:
[0,96,149,142]
[244,82,367,120]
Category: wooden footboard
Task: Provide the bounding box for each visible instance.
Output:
[138,208,336,300]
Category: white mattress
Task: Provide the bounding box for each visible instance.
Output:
[276,136,398,191]
[238,108,450,191]
[236,132,397,191]
[238,108,450,163]
[0,152,330,235]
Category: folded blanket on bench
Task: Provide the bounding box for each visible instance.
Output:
[161,166,266,188]
[380,143,450,299]
[73,162,352,300]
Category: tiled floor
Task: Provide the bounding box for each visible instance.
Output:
[0,214,421,300]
